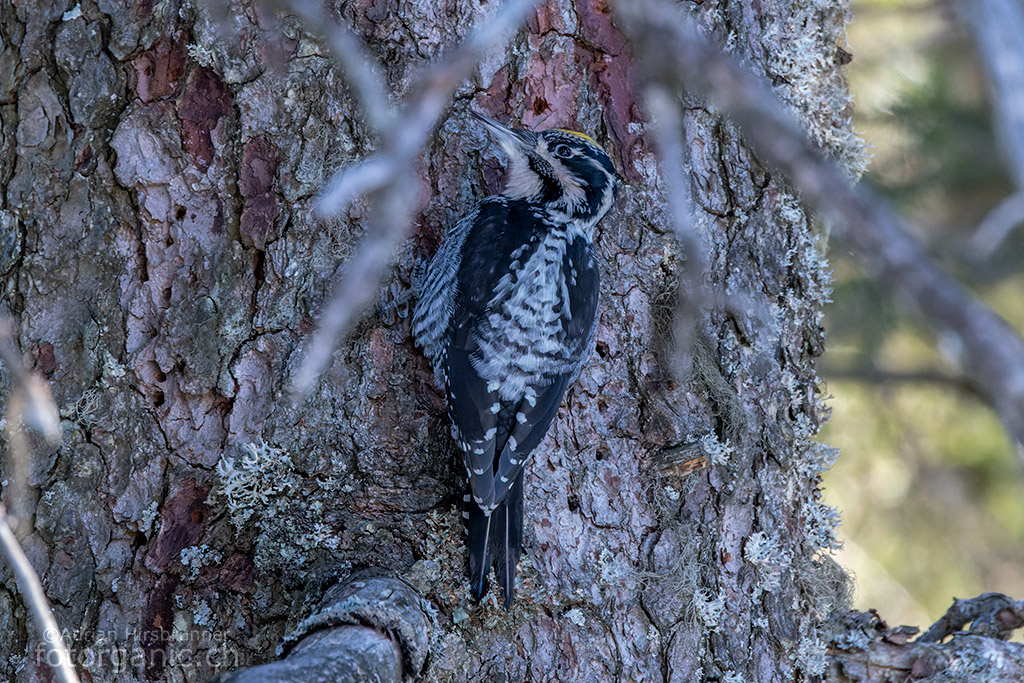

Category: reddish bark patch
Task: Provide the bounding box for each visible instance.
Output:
[132,38,186,103]
[575,0,645,181]
[141,574,179,680]
[75,143,95,174]
[218,552,257,593]
[478,66,511,120]
[178,68,232,170]
[134,0,156,19]
[518,41,577,130]
[527,0,573,34]
[33,342,56,377]
[55,550,74,568]
[239,138,280,250]
[576,0,620,53]
[240,195,279,250]
[240,138,277,197]
[476,0,644,180]
[144,478,210,571]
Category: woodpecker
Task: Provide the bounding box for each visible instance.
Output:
[412,111,619,607]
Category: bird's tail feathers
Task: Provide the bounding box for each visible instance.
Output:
[493,470,525,609]
[466,470,525,609]
[467,495,493,602]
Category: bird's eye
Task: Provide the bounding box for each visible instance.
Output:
[552,144,574,159]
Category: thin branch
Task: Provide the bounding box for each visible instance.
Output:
[823,364,982,398]
[957,0,1024,190]
[638,83,776,388]
[958,0,1024,257]
[289,182,414,397]
[311,0,539,219]
[614,0,1024,448]
[0,322,78,683]
[0,507,80,683]
[268,0,394,132]
[313,156,402,218]
[0,322,60,536]
[640,84,711,374]
[288,0,539,398]
[827,635,1024,682]
[642,86,701,262]
[0,321,60,446]
[970,189,1024,259]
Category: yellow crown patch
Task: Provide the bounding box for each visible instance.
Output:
[554,129,597,145]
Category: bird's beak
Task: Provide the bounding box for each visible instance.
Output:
[470,111,535,157]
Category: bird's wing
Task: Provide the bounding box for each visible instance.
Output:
[491,374,572,494]
[562,234,601,377]
[441,198,518,509]
[412,204,484,385]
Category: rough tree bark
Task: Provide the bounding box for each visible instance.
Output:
[1,0,1011,682]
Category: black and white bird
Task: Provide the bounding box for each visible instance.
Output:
[412,111,619,607]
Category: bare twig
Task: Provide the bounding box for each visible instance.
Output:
[314,156,403,218]
[288,0,539,398]
[0,507,80,683]
[970,190,1024,258]
[641,85,711,374]
[614,0,1024,447]
[638,83,776,386]
[823,364,981,398]
[290,182,414,397]
[958,0,1024,257]
[311,0,540,219]
[0,322,60,536]
[268,0,394,131]
[0,322,60,445]
[957,0,1024,190]
[641,86,701,262]
[0,322,78,683]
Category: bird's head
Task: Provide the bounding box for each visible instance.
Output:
[472,112,619,228]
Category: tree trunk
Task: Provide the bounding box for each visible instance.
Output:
[1,0,864,681]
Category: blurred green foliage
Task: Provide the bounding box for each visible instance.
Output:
[820,0,1024,629]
